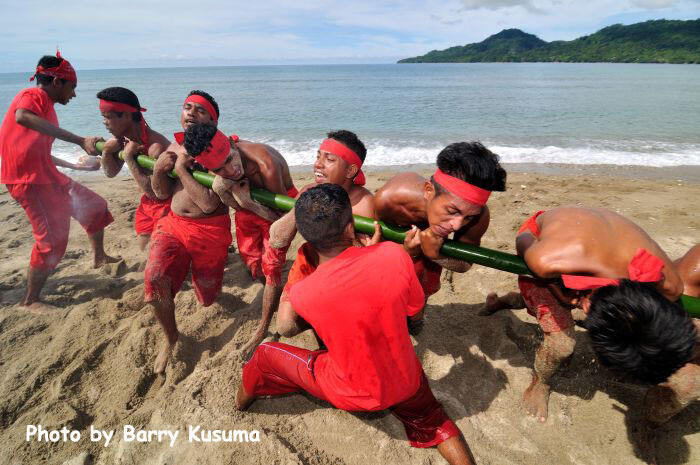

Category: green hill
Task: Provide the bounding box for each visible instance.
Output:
[399,19,700,64]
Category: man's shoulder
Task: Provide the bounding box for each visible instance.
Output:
[15,87,51,111]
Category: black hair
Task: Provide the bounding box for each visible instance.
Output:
[585,280,697,384]
[96,87,143,122]
[295,184,353,252]
[35,55,66,86]
[188,90,220,119]
[432,142,507,193]
[183,122,218,157]
[327,130,367,163]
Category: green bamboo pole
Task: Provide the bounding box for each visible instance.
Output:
[94,142,700,317]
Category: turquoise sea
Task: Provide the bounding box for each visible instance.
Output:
[1,63,699,166]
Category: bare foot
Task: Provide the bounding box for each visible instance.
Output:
[154,341,177,374]
[235,383,255,411]
[20,301,60,315]
[93,253,121,269]
[523,375,550,422]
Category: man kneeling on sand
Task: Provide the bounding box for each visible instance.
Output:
[144,123,235,374]
[236,184,477,465]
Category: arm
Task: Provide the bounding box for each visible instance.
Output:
[268,182,317,249]
[269,209,297,249]
[226,177,280,222]
[16,108,101,155]
[100,137,125,178]
[174,151,222,214]
[212,175,278,220]
[151,151,177,200]
[51,156,100,171]
[122,140,157,197]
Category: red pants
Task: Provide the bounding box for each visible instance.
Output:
[6,180,113,270]
[242,342,459,448]
[518,276,574,333]
[144,211,232,306]
[234,186,298,286]
[134,194,171,235]
[413,256,443,298]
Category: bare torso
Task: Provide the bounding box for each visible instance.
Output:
[164,142,227,218]
[523,206,683,300]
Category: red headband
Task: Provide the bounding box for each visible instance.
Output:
[99,99,146,114]
[433,168,491,206]
[174,130,230,171]
[319,138,365,186]
[561,248,665,291]
[30,50,77,83]
[184,95,218,123]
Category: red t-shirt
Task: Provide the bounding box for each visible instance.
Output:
[0,87,69,185]
[289,242,425,411]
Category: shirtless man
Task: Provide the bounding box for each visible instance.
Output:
[264,130,378,346]
[209,130,299,354]
[488,207,696,431]
[98,87,170,250]
[145,123,234,373]
[0,53,116,312]
[236,184,476,465]
[374,142,507,330]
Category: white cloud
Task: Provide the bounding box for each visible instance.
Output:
[0,0,698,71]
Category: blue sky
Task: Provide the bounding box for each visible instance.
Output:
[1,0,698,71]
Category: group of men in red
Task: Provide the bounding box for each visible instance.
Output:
[2,52,700,465]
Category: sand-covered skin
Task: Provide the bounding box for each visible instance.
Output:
[0,166,699,465]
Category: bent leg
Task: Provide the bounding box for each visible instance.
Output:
[144,228,190,374]
[7,183,71,308]
[67,180,117,267]
[519,276,576,422]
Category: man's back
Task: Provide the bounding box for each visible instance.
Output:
[290,242,425,411]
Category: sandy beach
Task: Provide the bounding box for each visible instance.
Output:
[1,164,699,465]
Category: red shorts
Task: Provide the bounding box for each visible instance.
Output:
[234,186,298,286]
[281,242,318,301]
[413,256,442,298]
[134,194,171,235]
[144,211,232,306]
[6,180,113,270]
[242,342,459,448]
[518,276,574,333]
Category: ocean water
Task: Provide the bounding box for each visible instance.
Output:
[1,63,699,167]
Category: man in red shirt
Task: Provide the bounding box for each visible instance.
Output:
[98,86,171,251]
[0,53,117,313]
[237,184,476,465]
[239,129,378,352]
